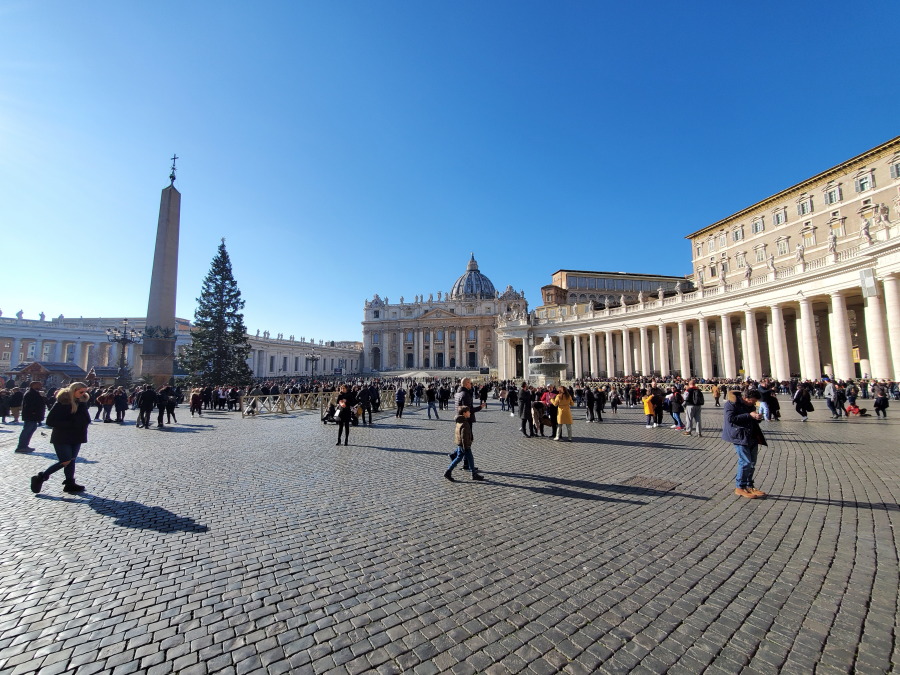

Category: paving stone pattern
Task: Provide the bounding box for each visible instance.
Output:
[1,399,898,674]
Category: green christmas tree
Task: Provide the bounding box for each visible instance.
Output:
[179,239,253,386]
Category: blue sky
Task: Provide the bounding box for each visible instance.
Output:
[2,0,898,341]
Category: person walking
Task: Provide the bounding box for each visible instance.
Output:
[15,381,45,453]
[585,387,595,422]
[792,383,813,421]
[30,382,91,494]
[873,381,889,418]
[395,386,406,419]
[552,386,575,441]
[519,383,535,437]
[425,385,440,420]
[443,406,484,482]
[722,388,767,499]
[712,383,721,407]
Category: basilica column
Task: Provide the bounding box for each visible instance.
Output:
[770,305,790,382]
[621,328,632,376]
[588,332,598,377]
[657,323,669,377]
[639,326,650,375]
[720,314,736,379]
[862,293,890,379]
[828,291,854,380]
[605,330,615,377]
[677,321,690,379]
[698,317,712,380]
[743,308,762,380]
[10,337,21,368]
[883,275,900,380]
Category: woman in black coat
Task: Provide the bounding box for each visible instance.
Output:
[30,382,91,494]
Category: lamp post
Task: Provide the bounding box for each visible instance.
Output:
[106,319,142,387]
[305,349,320,379]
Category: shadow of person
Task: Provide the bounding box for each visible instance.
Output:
[37,494,209,532]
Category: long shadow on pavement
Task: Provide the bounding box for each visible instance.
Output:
[763,495,900,511]
[371,445,448,457]
[489,471,710,503]
[36,494,209,532]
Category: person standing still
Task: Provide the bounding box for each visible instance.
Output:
[722,389,767,499]
[682,379,704,436]
[15,381,45,452]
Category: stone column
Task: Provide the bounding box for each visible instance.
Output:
[605,330,615,377]
[770,305,790,382]
[862,293,890,379]
[828,291,854,380]
[621,328,632,376]
[52,340,63,362]
[588,332,597,377]
[743,308,761,380]
[657,323,669,377]
[883,275,900,380]
[677,321,690,378]
[573,333,582,378]
[798,297,820,380]
[640,326,650,375]
[10,337,21,368]
[698,317,712,380]
[720,314,736,379]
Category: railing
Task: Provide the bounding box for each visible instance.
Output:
[837,246,860,261]
[240,389,398,418]
[804,256,828,271]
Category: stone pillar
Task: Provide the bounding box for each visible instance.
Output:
[10,337,21,368]
[698,317,712,380]
[588,332,597,377]
[883,275,900,380]
[52,340,63,362]
[605,330,615,377]
[573,333,582,378]
[720,314,736,379]
[828,291,854,380]
[862,294,890,379]
[677,321,690,378]
[621,328,632,376]
[640,326,650,375]
[657,323,669,377]
[798,298,820,380]
[770,305,790,382]
[743,308,761,380]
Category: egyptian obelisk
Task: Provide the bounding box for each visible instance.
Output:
[140,155,181,388]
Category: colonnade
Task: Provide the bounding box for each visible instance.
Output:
[3,337,127,371]
[549,274,900,382]
[366,324,492,371]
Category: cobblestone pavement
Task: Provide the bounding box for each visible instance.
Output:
[1,398,898,674]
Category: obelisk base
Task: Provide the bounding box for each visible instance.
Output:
[141,337,175,389]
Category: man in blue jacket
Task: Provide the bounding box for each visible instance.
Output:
[722,388,767,499]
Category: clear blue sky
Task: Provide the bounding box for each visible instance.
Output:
[3,1,898,341]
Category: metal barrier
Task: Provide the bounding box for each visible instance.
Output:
[240,389,397,418]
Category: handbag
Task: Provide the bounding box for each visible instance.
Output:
[540,415,552,425]
[805,401,815,412]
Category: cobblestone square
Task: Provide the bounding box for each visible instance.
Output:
[1,400,898,674]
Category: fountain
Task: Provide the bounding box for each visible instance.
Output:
[528,336,567,386]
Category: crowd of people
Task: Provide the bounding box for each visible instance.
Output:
[8,371,895,498]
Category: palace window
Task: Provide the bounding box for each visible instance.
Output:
[696,243,702,258]
[801,225,816,247]
[891,160,900,179]
[736,252,746,268]
[709,263,717,278]
[708,238,716,253]
[373,310,380,318]
[855,169,875,192]
[776,238,789,256]
[797,195,814,216]
[824,185,842,205]
[751,217,764,234]
[773,207,787,226]
[754,246,767,263]
[732,226,744,242]
[718,233,727,249]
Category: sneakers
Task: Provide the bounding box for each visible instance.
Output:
[734,487,758,499]
[646,424,653,429]
[30,473,46,494]
[653,423,658,428]
[14,447,36,453]
[747,487,766,497]
[63,481,85,494]
[682,431,692,436]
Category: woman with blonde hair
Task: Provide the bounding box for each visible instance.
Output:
[551,385,575,441]
[30,381,91,494]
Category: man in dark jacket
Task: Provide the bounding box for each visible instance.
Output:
[519,383,535,437]
[722,388,766,499]
[136,385,157,429]
[453,378,483,470]
[15,381,45,452]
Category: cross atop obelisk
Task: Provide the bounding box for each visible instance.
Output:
[140,156,182,388]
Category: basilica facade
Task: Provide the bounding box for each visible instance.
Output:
[362,255,527,372]
[497,135,900,382]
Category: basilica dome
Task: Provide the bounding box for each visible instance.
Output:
[449,254,496,299]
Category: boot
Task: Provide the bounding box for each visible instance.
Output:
[472,473,485,481]
[30,473,46,494]
[63,480,85,493]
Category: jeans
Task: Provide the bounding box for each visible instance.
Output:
[733,442,759,488]
[758,401,770,420]
[17,420,39,449]
[427,402,439,419]
[448,445,475,473]
[671,412,683,427]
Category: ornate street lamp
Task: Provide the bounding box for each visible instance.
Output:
[305,349,320,377]
[106,319,143,387]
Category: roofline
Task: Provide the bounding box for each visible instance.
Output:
[684,135,900,240]
[551,270,687,279]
